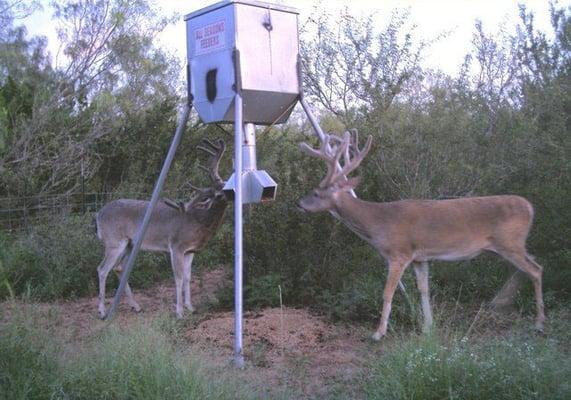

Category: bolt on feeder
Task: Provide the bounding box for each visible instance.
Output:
[185,0,300,366]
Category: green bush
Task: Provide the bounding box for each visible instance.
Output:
[0,213,172,301]
[365,332,571,400]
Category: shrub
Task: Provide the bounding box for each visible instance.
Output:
[59,319,253,400]
[0,307,256,400]
[364,332,571,400]
[0,306,60,400]
[0,212,171,301]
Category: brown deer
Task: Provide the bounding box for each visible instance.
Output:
[95,139,227,319]
[297,131,544,341]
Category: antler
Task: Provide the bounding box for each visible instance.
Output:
[299,130,372,187]
[196,138,226,186]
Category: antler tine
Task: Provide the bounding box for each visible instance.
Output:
[299,132,353,187]
[196,138,220,156]
[184,181,208,192]
[299,134,333,161]
[337,134,373,180]
[209,139,225,184]
[196,138,226,185]
[316,132,349,187]
[344,129,360,165]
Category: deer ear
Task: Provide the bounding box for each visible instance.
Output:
[336,176,361,192]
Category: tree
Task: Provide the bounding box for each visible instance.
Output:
[301,7,427,129]
[0,0,181,197]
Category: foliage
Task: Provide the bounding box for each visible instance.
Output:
[0,212,171,301]
[59,319,251,399]
[0,0,180,197]
[364,330,571,400]
[0,1,569,320]
[0,307,256,399]
[0,305,60,400]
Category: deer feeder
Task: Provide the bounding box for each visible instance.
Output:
[185,0,299,124]
[185,0,300,204]
[108,2,328,365]
[185,0,300,367]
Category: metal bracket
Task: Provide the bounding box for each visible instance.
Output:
[232,48,242,93]
[186,64,194,106]
[296,53,304,100]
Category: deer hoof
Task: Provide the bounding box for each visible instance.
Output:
[132,306,142,313]
[185,304,195,313]
[371,332,383,341]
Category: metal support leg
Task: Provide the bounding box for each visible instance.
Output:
[105,104,192,321]
[300,97,327,142]
[234,93,245,368]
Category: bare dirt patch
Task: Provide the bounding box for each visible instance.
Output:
[1,268,373,398]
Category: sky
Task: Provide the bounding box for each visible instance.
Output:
[23,0,558,76]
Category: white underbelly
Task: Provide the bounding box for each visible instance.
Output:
[416,250,483,262]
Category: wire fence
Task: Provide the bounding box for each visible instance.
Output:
[0,192,149,233]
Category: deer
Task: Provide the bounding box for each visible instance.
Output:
[297,131,545,341]
[95,138,228,319]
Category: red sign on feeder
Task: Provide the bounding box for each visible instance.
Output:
[194,20,226,55]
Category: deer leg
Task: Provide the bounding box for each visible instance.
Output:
[97,240,128,319]
[113,249,141,313]
[372,258,410,341]
[496,248,545,331]
[414,261,433,333]
[169,247,185,319]
[183,252,195,313]
[490,270,526,310]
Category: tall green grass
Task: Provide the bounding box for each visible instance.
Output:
[0,213,171,301]
[0,305,60,400]
[0,307,255,400]
[364,330,571,400]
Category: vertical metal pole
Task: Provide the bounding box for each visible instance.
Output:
[105,104,191,321]
[234,93,245,368]
[242,123,257,171]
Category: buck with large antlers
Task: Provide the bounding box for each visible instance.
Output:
[95,139,228,319]
[298,132,544,340]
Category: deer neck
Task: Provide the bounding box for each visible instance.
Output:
[331,192,378,242]
[195,200,227,227]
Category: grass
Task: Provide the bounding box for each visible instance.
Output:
[1,294,570,399]
[0,304,60,400]
[363,313,571,400]
[0,213,175,302]
[0,304,256,400]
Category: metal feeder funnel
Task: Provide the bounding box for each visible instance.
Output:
[223,170,277,204]
[222,124,277,204]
